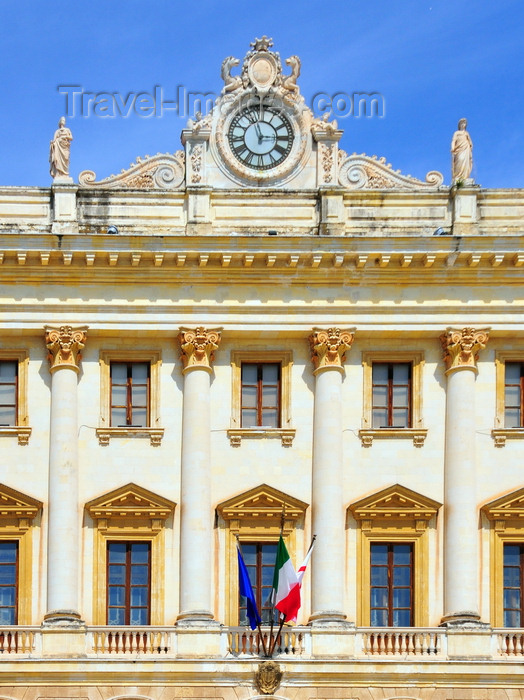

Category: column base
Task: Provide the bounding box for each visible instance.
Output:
[308,610,353,627]
[439,611,489,628]
[176,610,221,627]
[42,610,85,627]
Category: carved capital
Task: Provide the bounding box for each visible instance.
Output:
[179,327,221,372]
[440,327,490,373]
[45,326,87,373]
[309,327,355,372]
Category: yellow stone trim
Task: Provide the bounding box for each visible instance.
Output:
[0,350,30,443]
[86,483,175,625]
[492,351,524,445]
[230,350,293,433]
[99,350,162,438]
[361,351,425,432]
[349,484,441,627]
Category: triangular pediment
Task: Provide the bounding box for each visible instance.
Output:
[482,487,524,521]
[348,484,441,522]
[0,483,42,522]
[217,484,308,522]
[85,483,176,521]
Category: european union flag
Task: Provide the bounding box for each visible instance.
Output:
[237,546,262,630]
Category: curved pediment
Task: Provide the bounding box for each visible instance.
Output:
[85,483,176,521]
[482,486,524,523]
[348,484,441,523]
[339,152,443,191]
[217,483,308,522]
[79,151,185,190]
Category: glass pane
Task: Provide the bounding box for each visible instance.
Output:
[131,385,147,407]
[108,607,125,625]
[262,566,274,586]
[241,385,257,408]
[0,608,15,625]
[130,565,148,585]
[504,588,521,610]
[504,567,521,587]
[505,409,521,428]
[0,385,15,403]
[111,385,127,406]
[130,543,150,564]
[371,609,387,627]
[505,385,521,407]
[371,587,388,608]
[262,544,277,562]
[0,408,15,426]
[108,586,125,606]
[108,543,127,563]
[393,545,412,564]
[0,363,16,381]
[262,364,279,383]
[372,385,387,407]
[111,407,127,426]
[504,610,521,627]
[371,567,388,586]
[241,365,257,383]
[392,386,409,407]
[131,363,148,382]
[392,409,409,428]
[131,408,147,427]
[372,408,388,429]
[108,566,126,585]
[261,409,278,428]
[0,588,16,606]
[0,543,17,563]
[238,609,248,626]
[371,544,388,565]
[130,608,147,625]
[241,409,257,428]
[261,384,278,407]
[393,567,411,586]
[0,566,16,585]
[111,364,128,382]
[372,364,388,382]
[392,364,410,382]
[393,609,411,627]
[392,588,411,608]
[131,587,149,607]
[243,544,256,566]
[506,363,522,382]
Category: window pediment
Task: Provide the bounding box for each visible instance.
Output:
[217,483,308,522]
[85,483,176,523]
[348,484,441,524]
[0,483,42,528]
[482,487,524,525]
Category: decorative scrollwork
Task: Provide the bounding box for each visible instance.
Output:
[339,153,444,191]
[79,151,185,190]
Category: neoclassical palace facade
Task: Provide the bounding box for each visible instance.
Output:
[0,37,523,699]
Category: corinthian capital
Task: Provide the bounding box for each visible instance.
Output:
[179,327,221,373]
[309,327,355,372]
[45,325,88,373]
[440,327,490,373]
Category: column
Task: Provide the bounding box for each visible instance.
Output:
[44,325,87,625]
[309,327,354,625]
[440,327,489,625]
[177,327,221,624]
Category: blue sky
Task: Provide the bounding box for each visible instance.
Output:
[1,0,522,188]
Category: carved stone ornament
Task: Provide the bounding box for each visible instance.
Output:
[179,327,221,372]
[309,328,355,371]
[440,327,490,372]
[338,152,443,191]
[254,660,283,695]
[79,151,185,190]
[45,325,87,373]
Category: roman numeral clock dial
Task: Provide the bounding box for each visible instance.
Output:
[228,104,294,171]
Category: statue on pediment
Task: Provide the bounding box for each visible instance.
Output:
[49,116,73,179]
[451,118,473,182]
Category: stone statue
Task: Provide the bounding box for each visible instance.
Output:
[451,118,473,182]
[49,117,73,179]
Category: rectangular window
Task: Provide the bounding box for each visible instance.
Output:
[239,542,278,625]
[0,362,18,427]
[241,363,281,429]
[0,541,18,625]
[370,543,413,627]
[505,363,524,428]
[107,541,151,625]
[503,543,524,627]
[372,363,411,429]
[110,362,150,428]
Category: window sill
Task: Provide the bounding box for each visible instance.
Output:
[491,429,524,448]
[359,428,427,448]
[96,427,164,447]
[0,426,31,446]
[227,428,295,447]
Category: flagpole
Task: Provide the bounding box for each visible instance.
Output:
[235,535,268,657]
[268,505,286,657]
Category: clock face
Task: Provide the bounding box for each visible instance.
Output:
[228,104,294,170]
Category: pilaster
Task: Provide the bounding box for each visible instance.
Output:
[51,180,79,234]
[451,184,480,237]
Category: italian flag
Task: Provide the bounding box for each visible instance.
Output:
[271,536,301,621]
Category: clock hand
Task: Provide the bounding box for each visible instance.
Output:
[255,123,263,141]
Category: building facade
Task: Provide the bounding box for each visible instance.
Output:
[0,37,523,698]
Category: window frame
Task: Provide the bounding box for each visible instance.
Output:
[370,542,414,627]
[238,541,279,626]
[492,351,524,446]
[106,540,152,626]
[228,351,295,446]
[0,351,31,445]
[110,361,151,428]
[97,350,163,446]
[502,543,524,628]
[360,351,426,447]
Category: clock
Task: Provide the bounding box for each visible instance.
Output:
[228,104,294,170]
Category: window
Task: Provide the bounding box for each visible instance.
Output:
[241,363,280,428]
[239,543,278,625]
[370,543,413,627]
[503,544,524,627]
[360,351,426,446]
[0,542,18,625]
[97,351,163,446]
[229,351,294,446]
[371,363,411,429]
[107,541,151,625]
[0,352,30,445]
[504,362,524,428]
[493,352,524,446]
[110,362,150,427]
